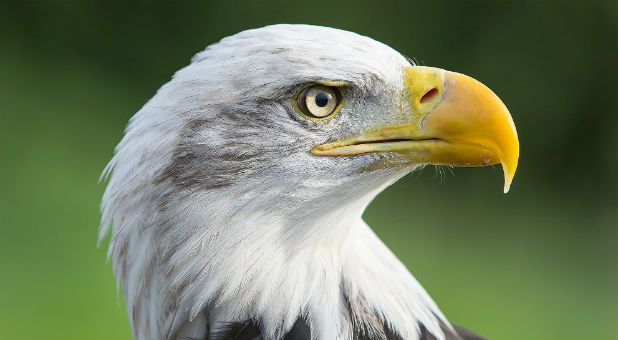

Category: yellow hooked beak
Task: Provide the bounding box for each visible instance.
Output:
[311,66,519,193]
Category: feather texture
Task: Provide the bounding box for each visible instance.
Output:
[100,24,476,340]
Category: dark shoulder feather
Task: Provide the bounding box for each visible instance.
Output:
[209,320,263,340]
[210,318,310,340]
[207,318,485,340]
[420,322,487,340]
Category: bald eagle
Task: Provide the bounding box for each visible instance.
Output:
[99,24,518,340]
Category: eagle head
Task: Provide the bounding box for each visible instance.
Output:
[100,24,518,340]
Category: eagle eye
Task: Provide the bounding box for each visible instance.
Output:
[294,85,342,120]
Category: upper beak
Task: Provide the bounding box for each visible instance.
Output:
[311,66,519,193]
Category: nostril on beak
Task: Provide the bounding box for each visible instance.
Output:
[420,88,439,104]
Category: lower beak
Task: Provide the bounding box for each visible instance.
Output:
[311,66,519,193]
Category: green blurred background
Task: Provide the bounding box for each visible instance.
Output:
[1,0,616,339]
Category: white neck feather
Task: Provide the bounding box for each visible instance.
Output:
[105,176,448,340]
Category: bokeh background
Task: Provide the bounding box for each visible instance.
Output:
[1,0,616,339]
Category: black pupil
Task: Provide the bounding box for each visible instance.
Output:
[315,91,331,107]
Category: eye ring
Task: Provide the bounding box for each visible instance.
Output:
[293,84,343,120]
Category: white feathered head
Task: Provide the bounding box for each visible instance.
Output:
[100,24,518,340]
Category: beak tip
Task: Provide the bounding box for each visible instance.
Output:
[502,165,516,194]
[503,184,511,194]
